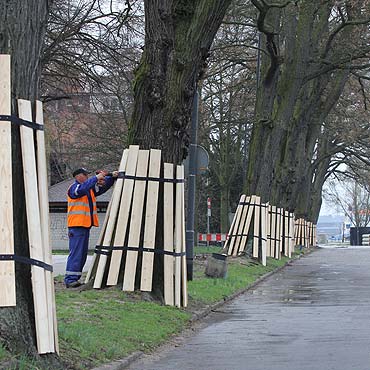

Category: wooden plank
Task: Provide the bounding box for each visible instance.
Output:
[163,163,174,306]
[35,101,58,353]
[233,195,249,255]
[174,165,182,307]
[252,196,260,258]
[270,206,277,258]
[179,165,188,307]
[106,146,139,286]
[0,55,15,307]
[140,149,161,291]
[18,99,51,353]
[228,195,246,256]
[122,150,149,291]
[224,195,244,255]
[260,203,267,266]
[236,196,251,254]
[266,204,271,257]
[275,208,281,259]
[93,149,129,288]
[85,193,113,283]
[289,213,294,257]
[239,195,255,255]
[284,211,289,256]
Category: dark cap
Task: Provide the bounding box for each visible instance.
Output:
[72,167,90,177]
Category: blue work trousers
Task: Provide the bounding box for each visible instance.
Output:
[64,227,90,284]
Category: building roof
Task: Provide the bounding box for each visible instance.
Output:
[48,178,113,203]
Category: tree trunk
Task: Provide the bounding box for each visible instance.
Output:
[129,0,232,164]
[0,1,62,366]
[245,1,357,215]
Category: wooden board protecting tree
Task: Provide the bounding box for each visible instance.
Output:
[86,146,187,307]
[252,196,261,258]
[238,195,254,255]
[266,204,272,257]
[283,211,289,257]
[288,213,295,258]
[225,195,245,256]
[163,163,174,306]
[0,55,15,307]
[275,208,281,259]
[140,149,161,292]
[232,195,248,256]
[123,150,150,291]
[106,146,139,286]
[260,203,267,266]
[270,206,277,258]
[18,99,54,353]
[35,100,59,353]
[93,149,129,288]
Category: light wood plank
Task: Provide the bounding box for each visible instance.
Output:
[223,195,244,255]
[239,195,255,255]
[163,163,174,306]
[140,149,161,291]
[179,165,188,307]
[122,150,149,291]
[174,165,182,307]
[35,101,58,353]
[233,195,249,255]
[18,99,51,353]
[94,149,129,288]
[228,195,246,256]
[106,146,139,286]
[0,55,15,307]
[252,196,261,258]
[266,204,271,257]
[275,208,281,259]
[270,206,277,258]
[260,203,267,266]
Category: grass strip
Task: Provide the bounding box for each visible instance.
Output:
[1,251,303,369]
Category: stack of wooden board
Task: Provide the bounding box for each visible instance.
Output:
[294,218,316,247]
[362,234,370,245]
[223,195,295,263]
[86,145,188,308]
[0,55,58,354]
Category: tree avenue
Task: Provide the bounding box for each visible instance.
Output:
[245,0,370,222]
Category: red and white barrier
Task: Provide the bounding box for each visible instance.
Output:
[198,233,228,242]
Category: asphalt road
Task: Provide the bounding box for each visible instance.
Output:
[127,247,370,370]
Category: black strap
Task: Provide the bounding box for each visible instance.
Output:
[0,254,53,272]
[238,202,251,206]
[95,245,186,257]
[117,172,185,183]
[0,115,44,131]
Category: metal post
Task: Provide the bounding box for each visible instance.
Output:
[185,89,199,281]
[207,197,211,247]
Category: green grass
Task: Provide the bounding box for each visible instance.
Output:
[0,344,8,361]
[2,252,300,369]
[194,245,223,255]
[188,256,289,304]
[56,289,190,369]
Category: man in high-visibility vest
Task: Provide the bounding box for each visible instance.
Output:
[64,167,118,288]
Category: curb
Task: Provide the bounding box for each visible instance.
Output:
[91,248,316,369]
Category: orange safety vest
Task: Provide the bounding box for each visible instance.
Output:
[67,188,99,228]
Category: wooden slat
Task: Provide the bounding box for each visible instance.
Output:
[122,150,149,291]
[227,195,245,256]
[93,149,129,288]
[18,99,51,353]
[232,195,247,256]
[106,146,139,286]
[163,163,174,306]
[179,165,188,307]
[260,203,267,266]
[35,101,58,353]
[0,55,15,307]
[174,165,182,307]
[270,206,277,258]
[266,204,271,257]
[85,193,113,283]
[238,195,255,255]
[140,149,161,291]
[252,196,260,258]
[275,208,281,259]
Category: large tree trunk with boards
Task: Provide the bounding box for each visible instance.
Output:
[245,1,363,214]
[129,0,233,164]
[0,0,61,366]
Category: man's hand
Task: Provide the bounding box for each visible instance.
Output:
[112,171,119,178]
[96,172,106,181]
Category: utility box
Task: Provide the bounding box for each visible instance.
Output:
[350,227,370,245]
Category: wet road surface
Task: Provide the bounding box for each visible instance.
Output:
[127,247,370,370]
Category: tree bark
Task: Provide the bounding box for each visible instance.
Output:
[0,1,62,366]
[129,0,232,164]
